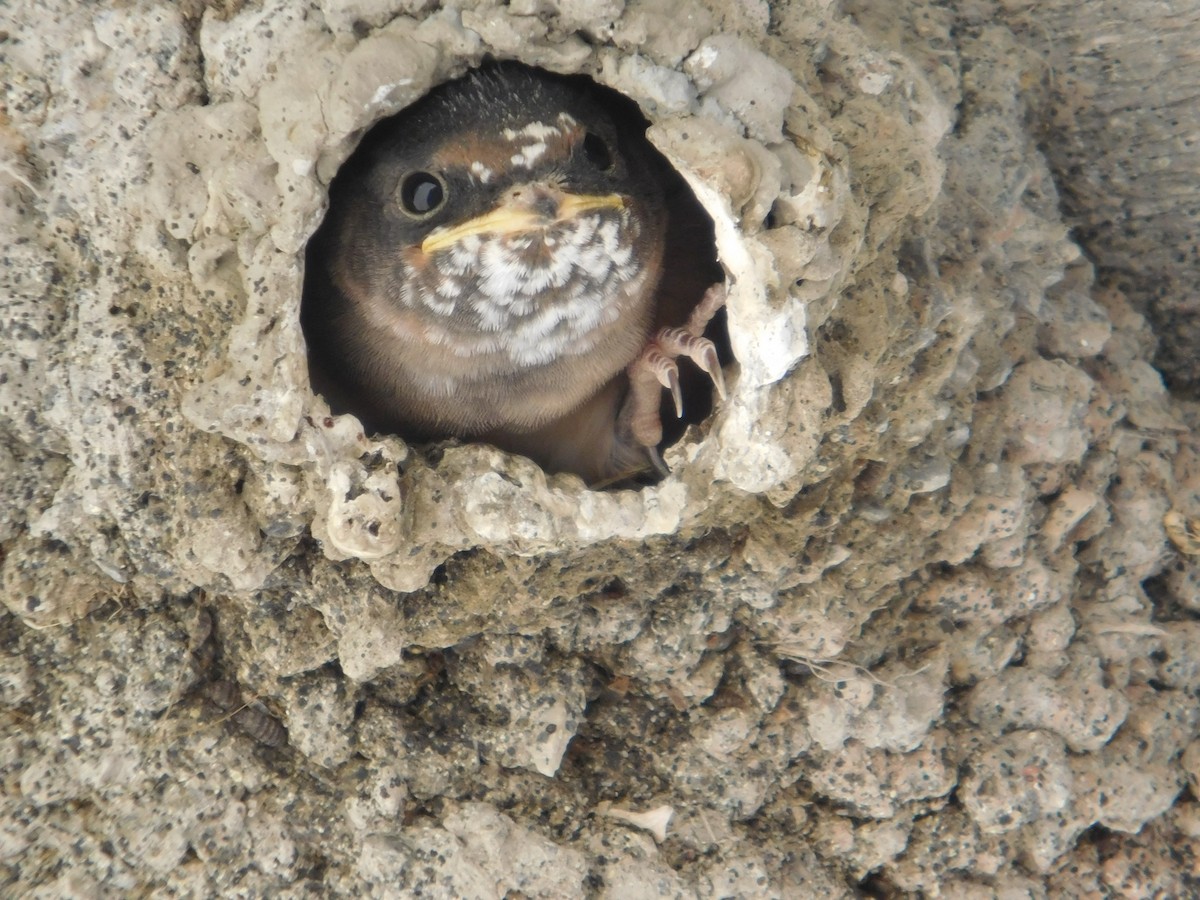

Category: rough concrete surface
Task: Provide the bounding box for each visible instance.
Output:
[2,0,1199,896]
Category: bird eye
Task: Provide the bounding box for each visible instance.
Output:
[581,132,614,172]
[398,171,446,217]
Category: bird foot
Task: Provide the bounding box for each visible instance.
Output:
[622,283,728,453]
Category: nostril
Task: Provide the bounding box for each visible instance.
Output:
[508,186,559,218]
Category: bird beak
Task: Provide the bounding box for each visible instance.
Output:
[420,192,625,255]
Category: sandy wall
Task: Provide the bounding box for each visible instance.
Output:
[1,0,1198,895]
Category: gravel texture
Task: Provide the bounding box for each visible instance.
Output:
[2,0,1199,896]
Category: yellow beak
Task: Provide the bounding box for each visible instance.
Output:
[421,192,625,255]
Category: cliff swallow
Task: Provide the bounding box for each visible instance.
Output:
[303,62,725,483]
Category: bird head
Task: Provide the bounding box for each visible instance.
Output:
[328,63,668,366]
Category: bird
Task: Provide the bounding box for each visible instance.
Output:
[302,62,726,484]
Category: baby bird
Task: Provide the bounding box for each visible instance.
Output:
[302,63,724,483]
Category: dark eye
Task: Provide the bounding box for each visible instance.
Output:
[398,171,446,217]
[582,132,614,172]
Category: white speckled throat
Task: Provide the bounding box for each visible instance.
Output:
[409,204,648,368]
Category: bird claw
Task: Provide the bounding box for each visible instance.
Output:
[661,364,683,419]
[622,283,728,452]
[653,327,727,408]
[645,348,683,418]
